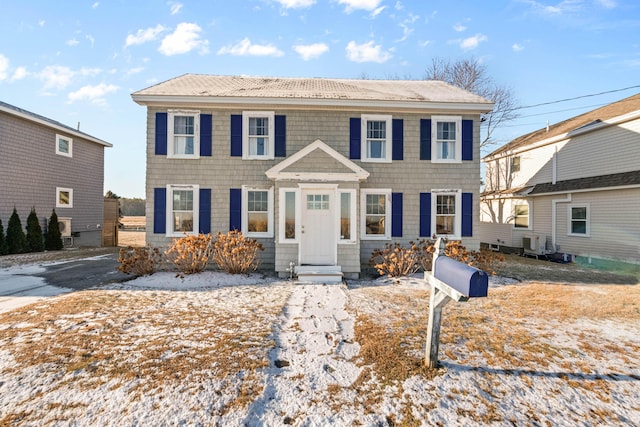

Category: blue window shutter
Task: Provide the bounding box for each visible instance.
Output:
[200,114,212,157]
[419,192,431,237]
[229,188,242,231]
[391,192,403,237]
[153,188,166,234]
[275,115,286,157]
[420,119,431,160]
[462,192,473,237]
[462,119,473,161]
[349,118,361,160]
[155,112,167,155]
[230,115,242,157]
[199,188,211,234]
[392,119,403,161]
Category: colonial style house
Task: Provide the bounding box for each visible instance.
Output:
[480,94,640,271]
[0,101,112,247]
[132,75,493,279]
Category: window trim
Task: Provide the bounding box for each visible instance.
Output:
[361,114,392,163]
[165,184,200,237]
[568,203,590,237]
[338,189,357,244]
[278,188,300,243]
[242,186,274,238]
[167,110,200,159]
[431,115,462,163]
[510,156,521,173]
[513,200,531,230]
[56,187,73,208]
[55,134,73,157]
[360,189,392,240]
[431,189,462,239]
[243,111,275,160]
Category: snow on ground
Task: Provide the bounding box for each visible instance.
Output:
[0,264,73,314]
[0,267,639,426]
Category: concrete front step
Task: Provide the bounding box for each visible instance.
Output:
[295,265,343,284]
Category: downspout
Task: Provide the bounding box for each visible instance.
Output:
[551,193,571,253]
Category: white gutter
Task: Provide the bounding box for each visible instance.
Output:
[551,193,571,252]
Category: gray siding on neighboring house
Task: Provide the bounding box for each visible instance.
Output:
[0,111,106,247]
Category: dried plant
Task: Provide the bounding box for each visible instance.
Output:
[212,230,264,274]
[117,244,163,276]
[165,233,214,275]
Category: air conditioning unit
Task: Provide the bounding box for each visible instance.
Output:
[523,234,546,256]
[58,218,72,237]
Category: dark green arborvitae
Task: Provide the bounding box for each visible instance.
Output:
[45,209,64,251]
[0,219,8,255]
[7,207,27,254]
[26,207,45,252]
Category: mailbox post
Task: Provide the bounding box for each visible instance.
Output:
[425,238,488,368]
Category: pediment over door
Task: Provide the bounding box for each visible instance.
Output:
[265,139,369,182]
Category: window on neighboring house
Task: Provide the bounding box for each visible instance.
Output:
[361,189,391,239]
[339,190,356,243]
[432,116,461,162]
[243,111,275,160]
[243,186,274,237]
[56,134,73,157]
[361,114,392,162]
[279,188,299,242]
[431,191,461,238]
[569,204,589,236]
[511,156,521,173]
[168,110,200,158]
[513,202,530,228]
[166,185,199,236]
[56,187,73,208]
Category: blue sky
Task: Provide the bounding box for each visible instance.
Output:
[1,0,639,198]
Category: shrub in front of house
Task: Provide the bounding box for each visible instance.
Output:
[212,230,264,274]
[45,209,63,251]
[7,208,28,254]
[165,233,215,275]
[26,207,44,252]
[117,244,163,276]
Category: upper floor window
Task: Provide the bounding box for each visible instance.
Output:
[513,202,530,229]
[511,156,521,173]
[168,110,200,158]
[56,187,73,208]
[432,116,461,163]
[243,111,275,160]
[166,184,199,237]
[431,190,461,238]
[569,204,590,237]
[361,189,391,240]
[56,134,73,157]
[361,114,392,162]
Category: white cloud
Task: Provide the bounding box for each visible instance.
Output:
[125,25,167,48]
[159,23,209,56]
[39,65,75,89]
[595,0,617,8]
[293,43,329,60]
[275,0,315,8]
[92,2,99,9]
[396,13,419,42]
[11,66,28,81]
[394,1,404,10]
[79,67,102,77]
[0,54,9,80]
[453,23,467,32]
[459,33,488,50]
[126,67,145,75]
[66,38,80,47]
[371,6,386,16]
[168,1,183,14]
[512,43,524,52]
[522,0,584,16]
[38,20,45,27]
[67,83,119,105]
[86,35,95,48]
[217,38,284,57]
[338,0,383,13]
[345,40,392,63]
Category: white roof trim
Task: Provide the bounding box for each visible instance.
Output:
[266,139,370,182]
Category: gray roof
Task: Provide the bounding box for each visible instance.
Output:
[132,74,493,109]
[0,100,111,147]
[528,170,640,195]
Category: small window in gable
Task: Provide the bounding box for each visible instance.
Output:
[511,156,521,173]
[243,111,275,160]
[56,187,73,208]
[56,134,73,157]
[432,116,461,163]
[361,114,392,162]
[168,110,200,158]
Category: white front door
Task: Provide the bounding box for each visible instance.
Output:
[300,189,336,265]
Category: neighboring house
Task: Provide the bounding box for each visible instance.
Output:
[480,94,640,270]
[132,74,493,279]
[0,101,112,247]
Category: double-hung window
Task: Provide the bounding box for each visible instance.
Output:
[243,111,275,160]
[432,190,461,238]
[361,189,391,239]
[166,185,199,236]
[513,202,530,229]
[168,110,200,158]
[56,187,73,208]
[243,186,274,237]
[569,204,589,236]
[56,134,73,157]
[361,114,392,162]
[432,116,461,162]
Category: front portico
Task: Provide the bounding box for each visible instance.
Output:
[266,139,369,280]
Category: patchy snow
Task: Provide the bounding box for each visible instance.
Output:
[0,264,73,314]
[0,266,639,426]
